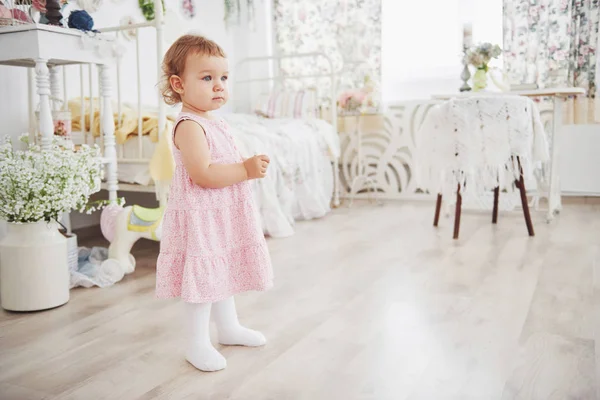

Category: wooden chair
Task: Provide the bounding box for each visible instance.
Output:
[417,95,549,240]
[432,157,535,239]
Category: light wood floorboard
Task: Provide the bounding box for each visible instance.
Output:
[1,201,598,399]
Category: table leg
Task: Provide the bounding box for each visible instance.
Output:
[27,68,36,142]
[99,64,119,204]
[348,116,361,208]
[348,176,363,208]
[546,96,563,222]
[49,65,61,111]
[348,114,380,208]
[49,67,73,232]
[333,159,341,207]
[35,59,53,150]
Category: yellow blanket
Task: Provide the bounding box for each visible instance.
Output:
[149,119,175,183]
[69,97,176,184]
[68,97,175,145]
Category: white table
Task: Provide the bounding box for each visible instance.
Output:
[432,88,586,222]
[0,23,119,203]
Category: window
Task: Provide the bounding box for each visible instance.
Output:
[382,0,503,103]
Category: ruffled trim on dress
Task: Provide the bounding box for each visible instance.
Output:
[155,243,273,303]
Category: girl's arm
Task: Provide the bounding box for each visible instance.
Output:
[175,120,269,189]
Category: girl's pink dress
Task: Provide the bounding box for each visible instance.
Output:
[155,112,273,303]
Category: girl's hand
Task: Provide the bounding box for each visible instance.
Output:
[243,155,270,179]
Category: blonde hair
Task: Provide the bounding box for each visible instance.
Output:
[160,34,227,105]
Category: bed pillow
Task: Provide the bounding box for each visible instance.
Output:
[254,89,318,119]
[253,92,272,118]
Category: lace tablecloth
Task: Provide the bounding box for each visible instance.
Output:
[416,95,550,199]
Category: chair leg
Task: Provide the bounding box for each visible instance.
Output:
[433,194,442,227]
[453,185,462,239]
[492,187,499,224]
[516,157,535,236]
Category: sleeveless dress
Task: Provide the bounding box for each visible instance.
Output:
[155,112,273,303]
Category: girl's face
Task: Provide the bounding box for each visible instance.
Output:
[171,52,229,112]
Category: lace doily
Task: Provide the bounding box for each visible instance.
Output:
[416,95,549,199]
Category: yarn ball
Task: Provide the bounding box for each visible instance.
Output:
[68,9,94,31]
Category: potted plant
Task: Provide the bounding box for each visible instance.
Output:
[0,135,103,311]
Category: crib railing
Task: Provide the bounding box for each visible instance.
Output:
[96,12,166,167]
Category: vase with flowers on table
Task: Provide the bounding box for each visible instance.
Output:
[465,43,503,92]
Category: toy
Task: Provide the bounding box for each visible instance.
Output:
[101,204,163,274]
[100,121,173,274]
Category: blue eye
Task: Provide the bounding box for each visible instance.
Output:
[202,76,211,81]
[221,76,228,81]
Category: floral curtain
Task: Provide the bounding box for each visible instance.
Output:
[503,0,599,123]
[273,0,381,105]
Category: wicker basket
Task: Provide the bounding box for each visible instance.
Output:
[0,0,35,27]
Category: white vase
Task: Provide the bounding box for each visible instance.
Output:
[0,221,70,311]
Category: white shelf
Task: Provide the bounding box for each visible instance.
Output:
[0,24,113,68]
[1,24,120,205]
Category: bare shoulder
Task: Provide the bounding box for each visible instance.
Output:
[174,119,207,150]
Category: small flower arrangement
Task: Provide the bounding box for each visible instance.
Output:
[337,75,380,113]
[465,42,502,71]
[338,89,366,112]
[54,119,69,137]
[0,135,120,224]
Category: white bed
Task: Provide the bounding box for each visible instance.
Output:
[225,114,339,237]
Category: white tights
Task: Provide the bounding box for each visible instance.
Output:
[185,296,266,372]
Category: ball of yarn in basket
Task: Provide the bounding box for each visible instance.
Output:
[68,9,94,31]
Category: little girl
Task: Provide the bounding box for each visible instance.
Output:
[156,34,273,372]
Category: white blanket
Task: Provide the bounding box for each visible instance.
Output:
[223,114,340,238]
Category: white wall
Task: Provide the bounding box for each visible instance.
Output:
[229,0,274,112]
[0,0,273,238]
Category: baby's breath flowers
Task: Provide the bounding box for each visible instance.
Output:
[0,134,120,224]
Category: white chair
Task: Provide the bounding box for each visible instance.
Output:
[417,95,550,239]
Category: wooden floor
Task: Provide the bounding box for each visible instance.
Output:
[1,200,599,400]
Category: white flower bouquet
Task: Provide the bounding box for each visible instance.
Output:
[465,43,502,91]
[465,42,502,71]
[0,135,113,224]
